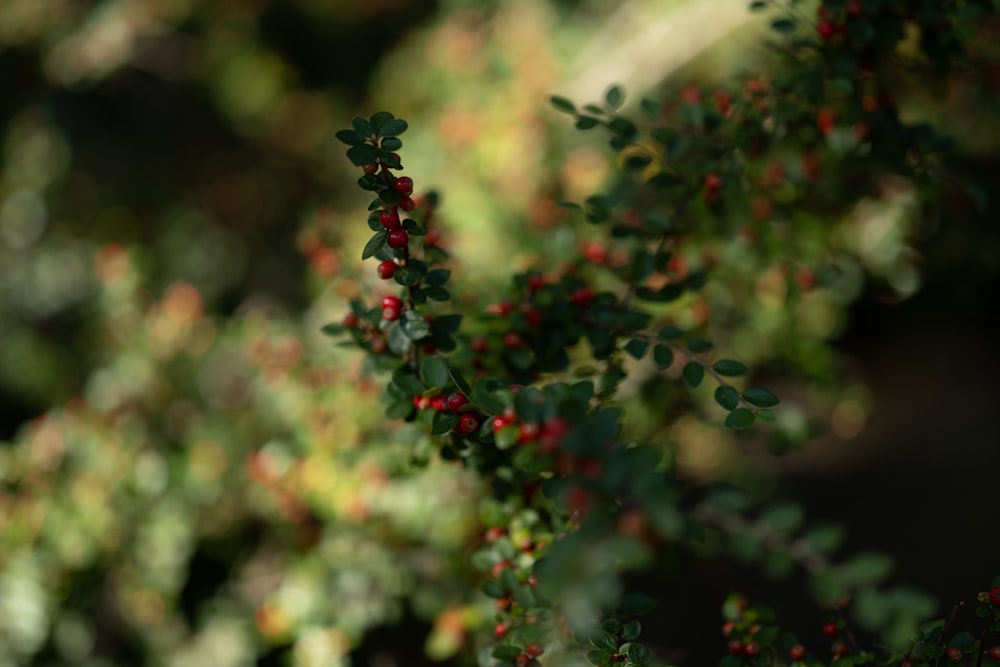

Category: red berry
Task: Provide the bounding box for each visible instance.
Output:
[382,306,401,322]
[362,162,378,174]
[989,646,1000,660]
[485,526,504,542]
[343,312,359,328]
[527,273,545,291]
[989,586,1000,606]
[503,331,524,348]
[490,560,509,578]
[744,642,760,657]
[526,643,544,657]
[831,642,849,657]
[790,644,806,661]
[393,176,414,195]
[454,413,480,436]
[370,337,387,354]
[527,574,537,587]
[846,0,861,17]
[379,209,400,230]
[822,621,839,638]
[704,172,723,191]
[514,654,530,667]
[682,85,701,104]
[382,295,402,310]
[817,20,836,40]
[492,415,516,432]
[570,286,595,306]
[446,392,469,412]
[713,88,731,115]
[430,394,448,412]
[399,195,416,211]
[424,228,440,245]
[377,260,397,280]
[471,336,488,354]
[387,229,409,249]
[488,300,515,316]
[946,646,962,662]
[494,622,509,638]
[728,639,744,655]
[518,422,540,445]
[817,108,836,135]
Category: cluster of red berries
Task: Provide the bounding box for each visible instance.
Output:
[817,1,862,41]
[491,408,569,452]
[413,390,482,435]
[375,176,416,280]
[704,172,723,204]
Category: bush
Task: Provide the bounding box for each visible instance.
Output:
[1,1,999,666]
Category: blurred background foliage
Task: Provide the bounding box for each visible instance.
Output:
[1,1,999,666]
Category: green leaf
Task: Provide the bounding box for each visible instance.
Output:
[492,646,522,661]
[725,408,755,429]
[802,523,845,555]
[481,579,504,598]
[471,378,507,414]
[624,339,649,360]
[352,117,374,137]
[623,154,652,171]
[380,136,402,150]
[617,592,658,617]
[321,323,345,337]
[576,115,601,130]
[401,310,431,340]
[369,111,394,133]
[622,620,641,641]
[346,144,378,166]
[394,266,420,286]
[605,84,625,109]
[714,385,740,411]
[756,409,776,423]
[420,356,450,389]
[621,642,650,667]
[713,359,748,377]
[362,230,388,260]
[385,399,412,420]
[450,368,472,396]
[550,95,576,114]
[771,17,796,32]
[391,370,426,396]
[759,501,804,535]
[586,649,612,665]
[431,412,460,435]
[652,345,673,370]
[949,631,976,651]
[424,286,450,301]
[658,325,683,339]
[705,486,750,513]
[430,313,461,335]
[379,118,408,137]
[379,187,402,205]
[749,0,767,10]
[842,552,894,586]
[682,362,704,388]
[685,338,713,353]
[425,268,451,286]
[335,129,365,145]
[742,387,780,408]
[379,151,402,170]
